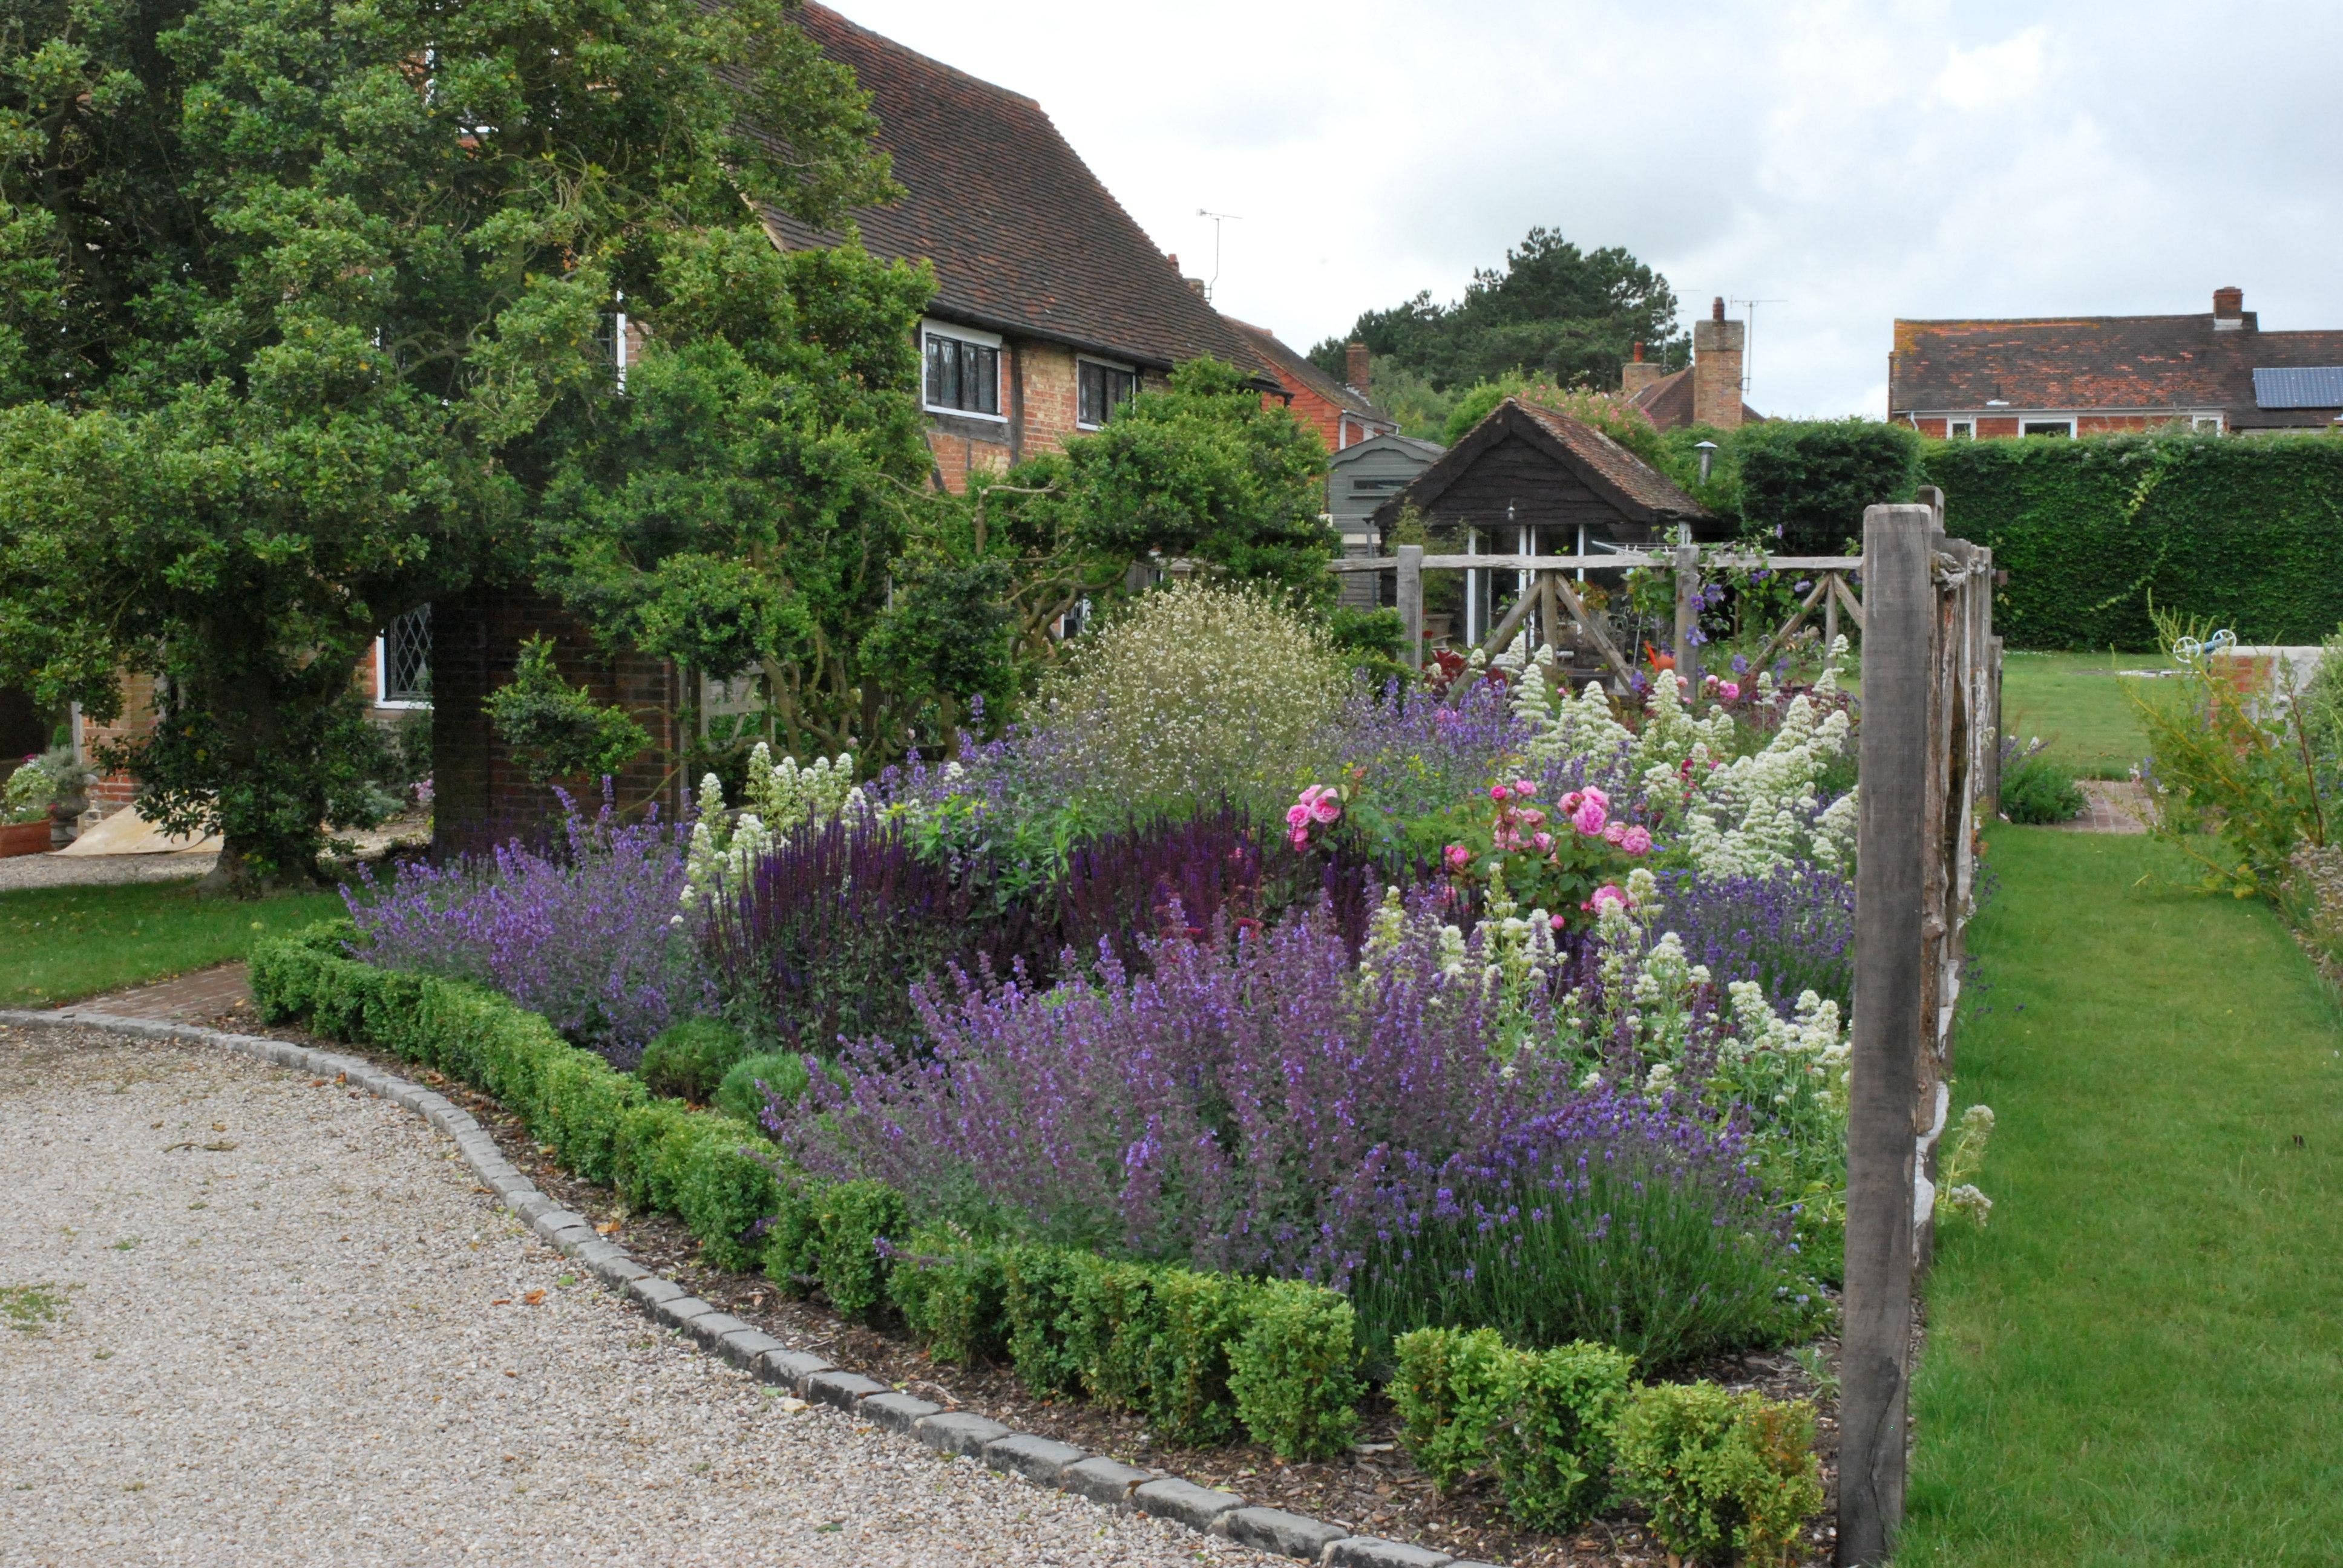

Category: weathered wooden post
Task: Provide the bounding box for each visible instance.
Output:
[1824,572,1841,652]
[1840,502,1935,1566]
[1397,544,1424,673]
[1673,537,1702,691]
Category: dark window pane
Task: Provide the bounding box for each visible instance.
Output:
[972,344,999,414]
[1078,362,1103,425]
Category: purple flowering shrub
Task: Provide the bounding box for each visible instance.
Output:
[777,905,1545,1275]
[344,792,706,1067]
[1652,866,1855,1011]
[1344,1091,1814,1368]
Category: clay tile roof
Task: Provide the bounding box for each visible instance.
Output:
[1890,310,2343,423]
[1509,398,1705,517]
[762,4,1263,374]
[1224,318,1391,422]
[1627,367,1761,431]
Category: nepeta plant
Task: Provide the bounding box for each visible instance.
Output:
[344,791,706,1065]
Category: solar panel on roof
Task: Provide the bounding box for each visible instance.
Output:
[2252,366,2343,408]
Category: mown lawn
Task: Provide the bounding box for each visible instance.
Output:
[1899,828,2343,1566]
[1998,650,2172,779]
[0,879,345,1008]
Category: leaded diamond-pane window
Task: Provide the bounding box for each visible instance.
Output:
[382,605,432,705]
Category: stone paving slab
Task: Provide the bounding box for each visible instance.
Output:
[2045,779,2148,835]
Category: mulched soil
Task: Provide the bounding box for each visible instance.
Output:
[195,996,1846,1567]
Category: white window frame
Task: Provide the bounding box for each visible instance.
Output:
[1075,354,1139,431]
[374,607,433,710]
[2192,413,2224,434]
[2019,417,2077,438]
[921,318,1006,422]
[1947,419,1975,440]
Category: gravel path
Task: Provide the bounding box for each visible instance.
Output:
[0,852,215,893]
[0,1026,1267,1567]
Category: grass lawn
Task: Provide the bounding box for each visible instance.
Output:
[0,878,345,1008]
[1899,828,2343,1567]
[1999,650,2173,779]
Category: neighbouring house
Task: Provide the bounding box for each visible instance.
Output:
[1371,397,1716,648]
[430,3,1288,849]
[1224,321,1398,452]
[1326,433,1445,608]
[1890,286,2343,438]
[1619,298,1761,430]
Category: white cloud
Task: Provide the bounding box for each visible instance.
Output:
[825,0,2343,417]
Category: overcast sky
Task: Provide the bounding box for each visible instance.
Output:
[827,0,2343,419]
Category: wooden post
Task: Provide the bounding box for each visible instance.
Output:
[1824,572,1841,652]
[1840,502,1935,1566]
[1673,538,1702,692]
[1397,544,1424,673]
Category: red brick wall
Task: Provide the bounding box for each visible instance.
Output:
[430,587,682,853]
[1018,339,1083,457]
[78,671,157,817]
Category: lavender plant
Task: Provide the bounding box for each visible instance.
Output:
[344,791,706,1066]
[1651,865,1855,1011]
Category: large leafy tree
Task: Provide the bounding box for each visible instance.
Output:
[0,0,896,888]
[1314,226,1687,393]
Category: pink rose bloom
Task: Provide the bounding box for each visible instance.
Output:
[1289,827,1311,851]
[1549,913,1567,931]
[1444,843,1471,873]
[1533,831,1553,852]
[1573,797,1608,835]
[1588,883,1628,912]
[1581,786,1609,809]
[1512,779,1537,798]
[1603,822,1627,845]
[1719,681,1741,701]
[1309,794,1342,825]
[1621,825,1653,855]
[1286,803,1311,829]
[1518,808,1546,828]
[1489,783,1511,803]
[1559,791,1584,814]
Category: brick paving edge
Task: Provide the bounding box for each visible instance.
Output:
[0,1006,1501,1568]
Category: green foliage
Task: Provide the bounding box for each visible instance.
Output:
[1438,377,1668,468]
[1613,1382,1824,1567]
[1,745,86,824]
[485,637,653,788]
[811,1179,908,1322]
[1002,1244,1086,1397]
[1999,747,2086,825]
[714,1050,813,1130]
[1926,432,2343,648]
[637,1017,751,1105]
[1315,227,1687,393]
[1327,605,1409,685]
[1392,1327,1634,1530]
[888,1226,1011,1365]
[1227,1278,1363,1460]
[0,0,894,885]
[1733,419,1922,554]
[2131,612,2329,899]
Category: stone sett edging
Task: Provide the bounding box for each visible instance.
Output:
[1,1006,1499,1568]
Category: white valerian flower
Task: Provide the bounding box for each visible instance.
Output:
[1945,1184,1993,1226]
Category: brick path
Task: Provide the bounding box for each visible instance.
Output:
[68,961,252,1023]
[2046,780,2148,835]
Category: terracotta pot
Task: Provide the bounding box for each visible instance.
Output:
[0,820,51,858]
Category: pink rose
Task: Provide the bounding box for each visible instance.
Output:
[1719,681,1741,701]
[1444,843,1471,873]
[1289,828,1311,851]
[1622,825,1653,855]
[1533,831,1553,852]
[1581,786,1609,809]
[1603,822,1627,845]
[1489,783,1511,803]
[1310,795,1342,825]
[1549,913,1567,931]
[1573,798,1608,835]
[1559,791,1584,814]
[1286,803,1310,829]
[1587,883,1628,913]
[1518,808,1546,828]
[1512,779,1537,798]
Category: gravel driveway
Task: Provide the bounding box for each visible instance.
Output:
[0,1027,1264,1567]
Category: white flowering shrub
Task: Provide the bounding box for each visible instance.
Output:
[677,743,867,915]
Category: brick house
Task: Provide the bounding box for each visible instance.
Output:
[1890,286,2343,438]
[1619,299,1760,430]
[1224,322,1398,452]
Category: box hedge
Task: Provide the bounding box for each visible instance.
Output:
[249,926,1363,1459]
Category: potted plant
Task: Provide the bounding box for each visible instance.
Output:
[2,748,91,857]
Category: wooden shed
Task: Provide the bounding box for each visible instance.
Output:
[1326,433,1444,607]
[1369,397,1717,645]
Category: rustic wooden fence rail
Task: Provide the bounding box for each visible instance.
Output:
[1328,495,2004,1565]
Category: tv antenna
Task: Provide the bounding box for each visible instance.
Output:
[1729,296,1785,402]
[1197,209,1243,302]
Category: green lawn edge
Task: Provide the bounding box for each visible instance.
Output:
[0,877,346,1008]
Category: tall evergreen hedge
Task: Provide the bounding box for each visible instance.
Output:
[1922,434,2343,650]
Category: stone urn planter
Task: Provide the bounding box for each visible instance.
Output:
[0,820,51,858]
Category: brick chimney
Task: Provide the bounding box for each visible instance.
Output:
[1345,340,1371,396]
[2212,285,2246,330]
[1691,297,1746,429]
[1619,339,1665,400]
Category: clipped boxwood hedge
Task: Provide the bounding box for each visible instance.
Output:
[1924,433,2343,649]
[249,924,1363,1458]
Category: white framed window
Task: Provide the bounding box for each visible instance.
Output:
[1947,419,1975,440]
[2019,417,2077,438]
[922,319,1003,419]
[2192,414,2224,434]
[376,604,432,708]
[597,301,631,391]
[1076,356,1139,428]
